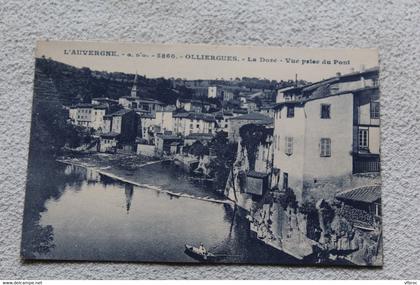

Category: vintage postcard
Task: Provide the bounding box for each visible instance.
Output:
[21,41,382,266]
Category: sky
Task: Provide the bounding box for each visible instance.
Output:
[36,40,379,82]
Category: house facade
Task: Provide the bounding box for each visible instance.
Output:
[173,112,217,137]
[208,86,217,98]
[69,103,94,128]
[154,109,174,133]
[213,110,233,133]
[155,134,183,156]
[103,109,138,144]
[99,132,119,153]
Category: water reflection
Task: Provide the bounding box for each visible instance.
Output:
[24,161,300,264]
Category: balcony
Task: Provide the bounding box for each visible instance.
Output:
[353,154,380,174]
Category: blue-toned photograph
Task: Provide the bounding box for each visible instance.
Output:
[21,41,382,266]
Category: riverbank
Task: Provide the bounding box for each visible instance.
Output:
[57,153,231,205]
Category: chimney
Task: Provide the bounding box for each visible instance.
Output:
[295,73,298,87]
[336,72,341,77]
[360,64,365,72]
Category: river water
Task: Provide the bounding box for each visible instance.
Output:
[24,160,300,264]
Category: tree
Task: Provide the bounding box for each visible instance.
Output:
[239,124,271,170]
[188,141,209,157]
[208,132,237,190]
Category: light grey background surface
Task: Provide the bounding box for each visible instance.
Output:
[1,0,419,279]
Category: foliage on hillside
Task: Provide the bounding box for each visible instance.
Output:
[35,57,183,105]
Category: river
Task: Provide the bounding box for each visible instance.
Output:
[23,159,301,264]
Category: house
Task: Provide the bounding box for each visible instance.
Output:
[137,113,156,143]
[69,103,95,128]
[170,141,182,155]
[154,107,175,133]
[222,90,235,102]
[213,109,234,133]
[335,185,381,230]
[173,112,217,137]
[228,112,273,142]
[68,102,117,132]
[259,104,276,118]
[155,134,183,156]
[103,109,138,144]
[175,98,205,112]
[272,67,380,201]
[241,99,258,112]
[208,86,218,98]
[91,105,108,131]
[254,127,274,175]
[136,138,156,157]
[98,132,119,153]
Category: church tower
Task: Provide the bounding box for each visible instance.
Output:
[131,73,138,98]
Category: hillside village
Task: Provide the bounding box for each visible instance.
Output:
[36,58,382,265]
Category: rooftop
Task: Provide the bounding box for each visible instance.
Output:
[156,134,182,140]
[93,104,108,110]
[230,112,273,123]
[138,113,155,119]
[100,132,120,138]
[212,110,234,119]
[247,170,269,179]
[173,112,216,122]
[260,104,276,110]
[70,103,95,108]
[232,108,248,114]
[336,185,381,204]
[185,133,215,140]
[275,66,379,110]
[92,97,118,103]
[120,97,164,105]
[107,109,133,117]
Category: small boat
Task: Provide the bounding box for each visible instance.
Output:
[184,244,218,262]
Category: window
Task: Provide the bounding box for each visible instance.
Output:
[320,138,331,157]
[375,203,381,217]
[287,106,294,118]
[273,135,277,149]
[358,129,369,149]
[370,101,380,119]
[196,124,200,128]
[283,173,288,189]
[321,104,331,119]
[285,137,293,155]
